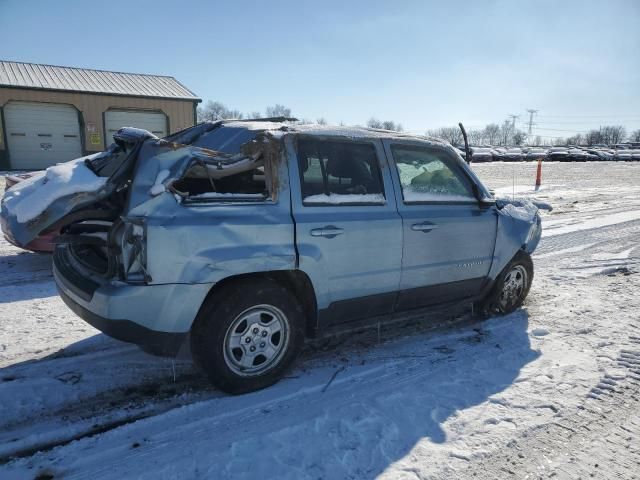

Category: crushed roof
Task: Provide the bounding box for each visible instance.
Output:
[221,120,449,145]
[0,60,200,101]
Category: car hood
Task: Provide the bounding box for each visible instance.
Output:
[1,128,155,247]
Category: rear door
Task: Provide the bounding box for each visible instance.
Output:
[288,135,402,329]
[383,140,497,311]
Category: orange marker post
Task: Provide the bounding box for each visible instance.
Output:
[535,158,542,190]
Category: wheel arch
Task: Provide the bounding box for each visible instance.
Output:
[193,270,319,338]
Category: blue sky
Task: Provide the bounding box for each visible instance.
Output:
[1,0,639,136]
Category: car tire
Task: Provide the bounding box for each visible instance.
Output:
[190,278,305,394]
[482,251,534,315]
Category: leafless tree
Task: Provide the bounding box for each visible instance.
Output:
[584,129,602,146]
[512,130,527,146]
[197,101,229,122]
[602,125,626,144]
[367,118,383,129]
[630,129,640,142]
[265,104,292,118]
[367,117,403,131]
[499,120,514,146]
[382,120,403,132]
[565,133,583,146]
[483,124,501,145]
[197,100,245,122]
[248,111,263,119]
[584,125,627,146]
[426,126,463,145]
[467,129,485,145]
[316,117,327,125]
[227,109,244,120]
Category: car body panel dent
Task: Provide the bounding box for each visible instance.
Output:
[489,198,542,280]
[123,135,296,286]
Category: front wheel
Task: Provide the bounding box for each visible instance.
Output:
[482,251,534,315]
[191,278,304,394]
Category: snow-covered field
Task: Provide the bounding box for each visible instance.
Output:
[1,161,639,479]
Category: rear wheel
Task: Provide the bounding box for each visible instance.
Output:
[482,251,533,315]
[191,278,304,394]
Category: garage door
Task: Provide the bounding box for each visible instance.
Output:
[4,101,82,170]
[104,110,167,146]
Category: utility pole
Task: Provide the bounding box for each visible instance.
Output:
[508,114,519,130]
[526,109,538,135]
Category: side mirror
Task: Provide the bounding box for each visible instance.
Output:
[472,183,495,208]
[478,198,496,209]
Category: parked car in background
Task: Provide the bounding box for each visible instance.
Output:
[586,148,615,161]
[1,121,544,393]
[491,147,507,161]
[503,148,524,162]
[470,147,494,163]
[616,149,633,161]
[547,147,570,162]
[525,148,546,161]
[567,148,588,162]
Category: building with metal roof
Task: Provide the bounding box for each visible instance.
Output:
[0,60,201,169]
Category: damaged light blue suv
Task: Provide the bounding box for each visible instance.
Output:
[1,119,542,394]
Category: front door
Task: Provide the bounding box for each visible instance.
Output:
[288,136,402,329]
[383,140,497,311]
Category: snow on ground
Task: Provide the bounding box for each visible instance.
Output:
[1,162,640,479]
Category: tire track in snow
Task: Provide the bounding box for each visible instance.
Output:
[457,339,640,480]
[1,314,537,479]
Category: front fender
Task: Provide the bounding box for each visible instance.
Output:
[488,199,542,280]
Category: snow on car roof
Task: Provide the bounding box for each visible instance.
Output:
[220,120,450,146]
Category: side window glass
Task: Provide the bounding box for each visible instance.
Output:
[391,144,475,203]
[297,139,385,205]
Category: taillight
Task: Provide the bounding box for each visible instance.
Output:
[121,218,151,283]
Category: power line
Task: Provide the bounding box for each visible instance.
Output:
[518,125,591,133]
[532,120,640,125]
[518,124,639,134]
[537,114,640,118]
[528,134,576,139]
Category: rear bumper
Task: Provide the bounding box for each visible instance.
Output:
[53,246,213,356]
[56,284,187,356]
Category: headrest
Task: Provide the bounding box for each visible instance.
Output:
[300,155,309,172]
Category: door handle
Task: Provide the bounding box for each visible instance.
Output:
[411,222,439,232]
[310,226,344,238]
